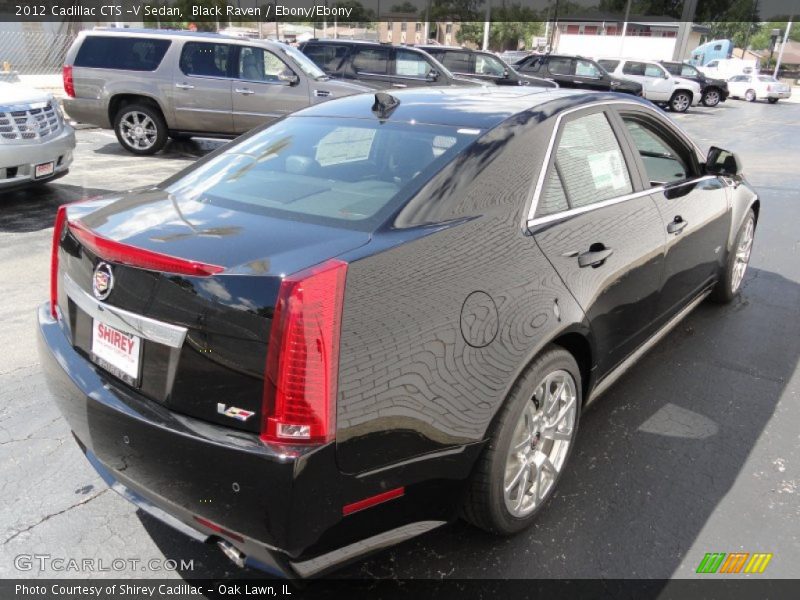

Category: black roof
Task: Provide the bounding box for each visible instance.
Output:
[295,86,648,129]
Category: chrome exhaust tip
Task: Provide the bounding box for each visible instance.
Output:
[217,539,246,568]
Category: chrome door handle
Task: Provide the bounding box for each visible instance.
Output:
[391,83,407,88]
[667,216,688,234]
[577,244,613,268]
[175,83,195,90]
[235,88,255,95]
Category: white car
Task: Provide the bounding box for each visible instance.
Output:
[727,73,792,104]
[597,58,702,112]
[1,82,75,192]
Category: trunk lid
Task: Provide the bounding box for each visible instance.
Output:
[57,189,370,434]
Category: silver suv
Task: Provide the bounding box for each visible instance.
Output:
[63,28,370,155]
[1,82,75,191]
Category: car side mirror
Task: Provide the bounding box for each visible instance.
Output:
[503,68,510,78]
[278,70,299,85]
[426,69,439,82]
[705,146,742,176]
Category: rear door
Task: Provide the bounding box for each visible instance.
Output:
[232,45,310,134]
[614,107,731,322]
[542,56,575,87]
[529,106,666,375]
[173,41,234,133]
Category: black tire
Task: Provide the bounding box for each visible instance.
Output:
[461,345,582,535]
[669,90,692,113]
[113,102,168,156]
[711,209,756,304]
[768,98,779,104]
[702,88,721,107]
[745,89,756,102]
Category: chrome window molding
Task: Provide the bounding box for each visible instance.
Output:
[525,99,708,228]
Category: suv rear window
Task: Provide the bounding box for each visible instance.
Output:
[163,117,480,229]
[74,36,171,71]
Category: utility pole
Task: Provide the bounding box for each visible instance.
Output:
[482,0,491,51]
[774,19,793,78]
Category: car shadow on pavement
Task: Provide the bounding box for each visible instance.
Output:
[0,183,111,234]
[138,267,798,582]
[93,138,227,160]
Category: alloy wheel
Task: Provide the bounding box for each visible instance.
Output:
[731,217,755,293]
[120,111,158,150]
[745,90,756,102]
[671,93,690,112]
[703,90,720,107]
[503,369,577,518]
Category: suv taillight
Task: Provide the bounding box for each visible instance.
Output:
[261,259,347,445]
[63,65,75,98]
[50,205,68,319]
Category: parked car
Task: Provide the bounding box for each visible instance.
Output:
[727,73,792,103]
[39,86,759,578]
[513,53,642,96]
[416,45,556,87]
[62,28,369,155]
[298,39,483,89]
[1,82,75,192]
[660,60,729,107]
[597,58,702,112]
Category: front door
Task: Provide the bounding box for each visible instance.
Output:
[529,108,666,375]
[349,46,393,89]
[615,108,731,322]
[232,46,310,134]
[622,61,674,102]
[172,41,234,133]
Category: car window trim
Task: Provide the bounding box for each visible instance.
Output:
[525,100,706,228]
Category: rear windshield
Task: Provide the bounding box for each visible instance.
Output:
[74,36,171,71]
[163,117,481,230]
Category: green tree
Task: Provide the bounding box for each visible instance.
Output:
[749,21,800,51]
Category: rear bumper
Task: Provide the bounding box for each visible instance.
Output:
[0,125,75,190]
[37,303,475,576]
[63,97,111,128]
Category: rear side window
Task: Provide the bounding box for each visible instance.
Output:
[537,112,632,216]
[180,42,232,77]
[303,44,349,72]
[622,61,647,76]
[547,57,574,75]
[352,47,390,74]
[74,36,170,71]
[440,51,471,73]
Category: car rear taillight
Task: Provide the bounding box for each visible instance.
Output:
[62,65,75,98]
[261,259,347,445]
[67,220,225,276]
[50,205,69,319]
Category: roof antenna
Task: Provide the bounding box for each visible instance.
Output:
[372,92,400,119]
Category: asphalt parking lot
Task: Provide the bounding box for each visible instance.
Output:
[1,98,798,581]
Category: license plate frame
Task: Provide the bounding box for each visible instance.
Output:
[34,161,55,179]
[90,319,142,387]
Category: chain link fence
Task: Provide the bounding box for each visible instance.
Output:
[0,30,77,76]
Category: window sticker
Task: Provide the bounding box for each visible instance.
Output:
[587,150,629,191]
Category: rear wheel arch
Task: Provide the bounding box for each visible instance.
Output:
[483,327,594,441]
[108,93,167,126]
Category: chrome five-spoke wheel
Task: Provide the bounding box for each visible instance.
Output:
[503,369,577,518]
[731,216,754,293]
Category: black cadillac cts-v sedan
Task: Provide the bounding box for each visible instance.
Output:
[38,87,758,577]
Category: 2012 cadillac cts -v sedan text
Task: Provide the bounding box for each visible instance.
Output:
[38,87,759,577]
